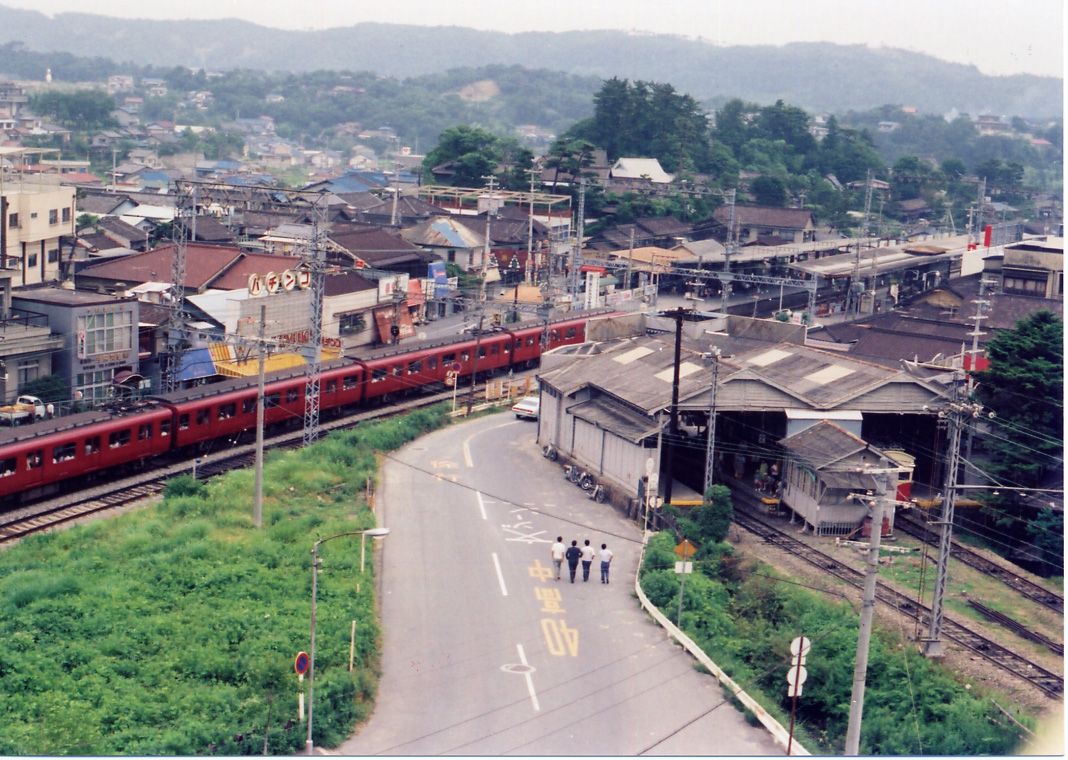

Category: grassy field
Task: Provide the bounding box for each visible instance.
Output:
[0,405,450,755]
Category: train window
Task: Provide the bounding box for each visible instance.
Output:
[243,399,256,414]
[408,360,421,374]
[550,330,559,341]
[502,343,509,353]
[196,410,210,426]
[138,423,153,440]
[325,380,337,394]
[372,368,387,382]
[26,451,42,469]
[160,420,170,438]
[179,414,190,430]
[427,357,438,371]
[489,345,498,356]
[52,443,76,463]
[0,457,14,477]
[391,365,401,377]
[84,436,100,454]
[343,375,358,390]
[565,327,577,339]
[109,430,131,448]
[266,392,280,407]
[286,389,299,403]
[218,403,236,420]
[442,352,456,364]
[460,351,470,362]
[526,336,536,346]
[477,346,487,358]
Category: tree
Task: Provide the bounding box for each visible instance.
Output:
[694,484,733,543]
[751,175,788,206]
[30,90,117,129]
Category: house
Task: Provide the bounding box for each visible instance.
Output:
[401,215,485,271]
[0,271,65,403]
[96,216,149,251]
[705,204,816,245]
[0,179,76,286]
[609,157,674,184]
[895,198,930,224]
[778,421,896,536]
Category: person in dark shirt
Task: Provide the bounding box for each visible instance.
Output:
[565,540,582,583]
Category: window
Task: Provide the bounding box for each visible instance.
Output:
[391,365,401,377]
[108,430,131,448]
[138,423,153,440]
[460,351,470,362]
[218,403,236,420]
[179,414,190,431]
[53,443,76,463]
[242,398,256,414]
[47,248,59,263]
[77,312,134,358]
[565,327,577,339]
[286,389,299,403]
[343,374,358,390]
[489,345,498,356]
[0,457,15,477]
[84,436,101,455]
[16,359,39,387]
[48,209,58,225]
[196,409,210,425]
[442,352,456,364]
[266,392,280,408]
[76,369,115,401]
[26,450,43,469]
[7,213,17,228]
[526,336,536,346]
[27,254,37,267]
[407,360,421,375]
[160,420,170,437]
[325,380,337,394]
[372,368,387,382]
[427,357,438,371]
[62,207,71,223]
[477,346,487,358]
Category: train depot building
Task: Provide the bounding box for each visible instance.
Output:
[536,312,953,536]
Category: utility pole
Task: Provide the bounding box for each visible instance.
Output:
[525,168,539,285]
[466,176,497,416]
[302,194,327,447]
[844,470,892,755]
[569,178,586,302]
[662,307,687,504]
[922,381,983,657]
[961,277,994,478]
[164,181,190,393]
[253,304,266,529]
[702,348,721,494]
[720,189,736,314]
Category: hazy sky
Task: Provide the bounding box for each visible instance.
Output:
[3,0,1064,78]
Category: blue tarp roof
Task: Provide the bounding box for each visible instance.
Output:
[177,347,217,382]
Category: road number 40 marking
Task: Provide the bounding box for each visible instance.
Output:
[541,619,579,657]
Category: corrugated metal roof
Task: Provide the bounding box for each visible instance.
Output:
[567,397,661,443]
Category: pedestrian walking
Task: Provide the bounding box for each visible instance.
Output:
[565,540,582,583]
[580,539,595,582]
[599,543,614,584]
[551,536,565,581]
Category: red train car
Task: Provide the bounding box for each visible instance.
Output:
[0,405,173,499]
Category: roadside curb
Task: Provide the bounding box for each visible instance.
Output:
[633,535,809,756]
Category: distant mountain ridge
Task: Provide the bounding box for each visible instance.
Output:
[0,5,1060,118]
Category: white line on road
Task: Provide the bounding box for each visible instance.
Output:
[492,552,508,596]
[476,490,488,520]
[463,436,474,468]
[517,644,540,712]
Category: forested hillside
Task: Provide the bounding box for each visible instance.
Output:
[0,5,1060,118]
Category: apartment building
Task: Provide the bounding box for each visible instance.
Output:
[0,178,76,286]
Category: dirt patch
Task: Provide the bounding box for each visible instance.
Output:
[455,79,500,102]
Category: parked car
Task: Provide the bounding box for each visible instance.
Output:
[511,395,540,420]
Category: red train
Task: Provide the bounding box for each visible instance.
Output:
[0,311,606,504]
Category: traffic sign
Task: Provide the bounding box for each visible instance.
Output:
[790,636,812,664]
[674,539,697,560]
[674,561,693,574]
[786,665,807,697]
[294,651,310,676]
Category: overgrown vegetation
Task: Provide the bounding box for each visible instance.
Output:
[643,486,1032,755]
[0,405,450,755]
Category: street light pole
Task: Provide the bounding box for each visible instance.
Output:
[305,527,390,756]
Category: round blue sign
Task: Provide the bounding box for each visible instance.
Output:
[294,651,310,675]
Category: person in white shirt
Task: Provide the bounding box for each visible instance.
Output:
[599,543,614,584]
[580,539,596,582]
[550,536,565,581]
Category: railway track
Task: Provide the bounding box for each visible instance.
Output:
[731,496,1064,699]
[896,509,1063,614]
[0,383,501,544]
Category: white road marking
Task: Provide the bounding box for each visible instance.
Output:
[516,644,540,712]
[463,437,474,468]
[492,552,508,596]
[476,490,488,520]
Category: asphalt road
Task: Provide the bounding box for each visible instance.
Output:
[337,413,783,756]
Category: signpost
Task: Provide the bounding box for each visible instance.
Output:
[294,651,309,721]
[787,635,811,755]
[673,539,696,625]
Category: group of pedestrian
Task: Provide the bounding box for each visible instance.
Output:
[551,537,613,584]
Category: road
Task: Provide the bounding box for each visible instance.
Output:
[338,413,783,755]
